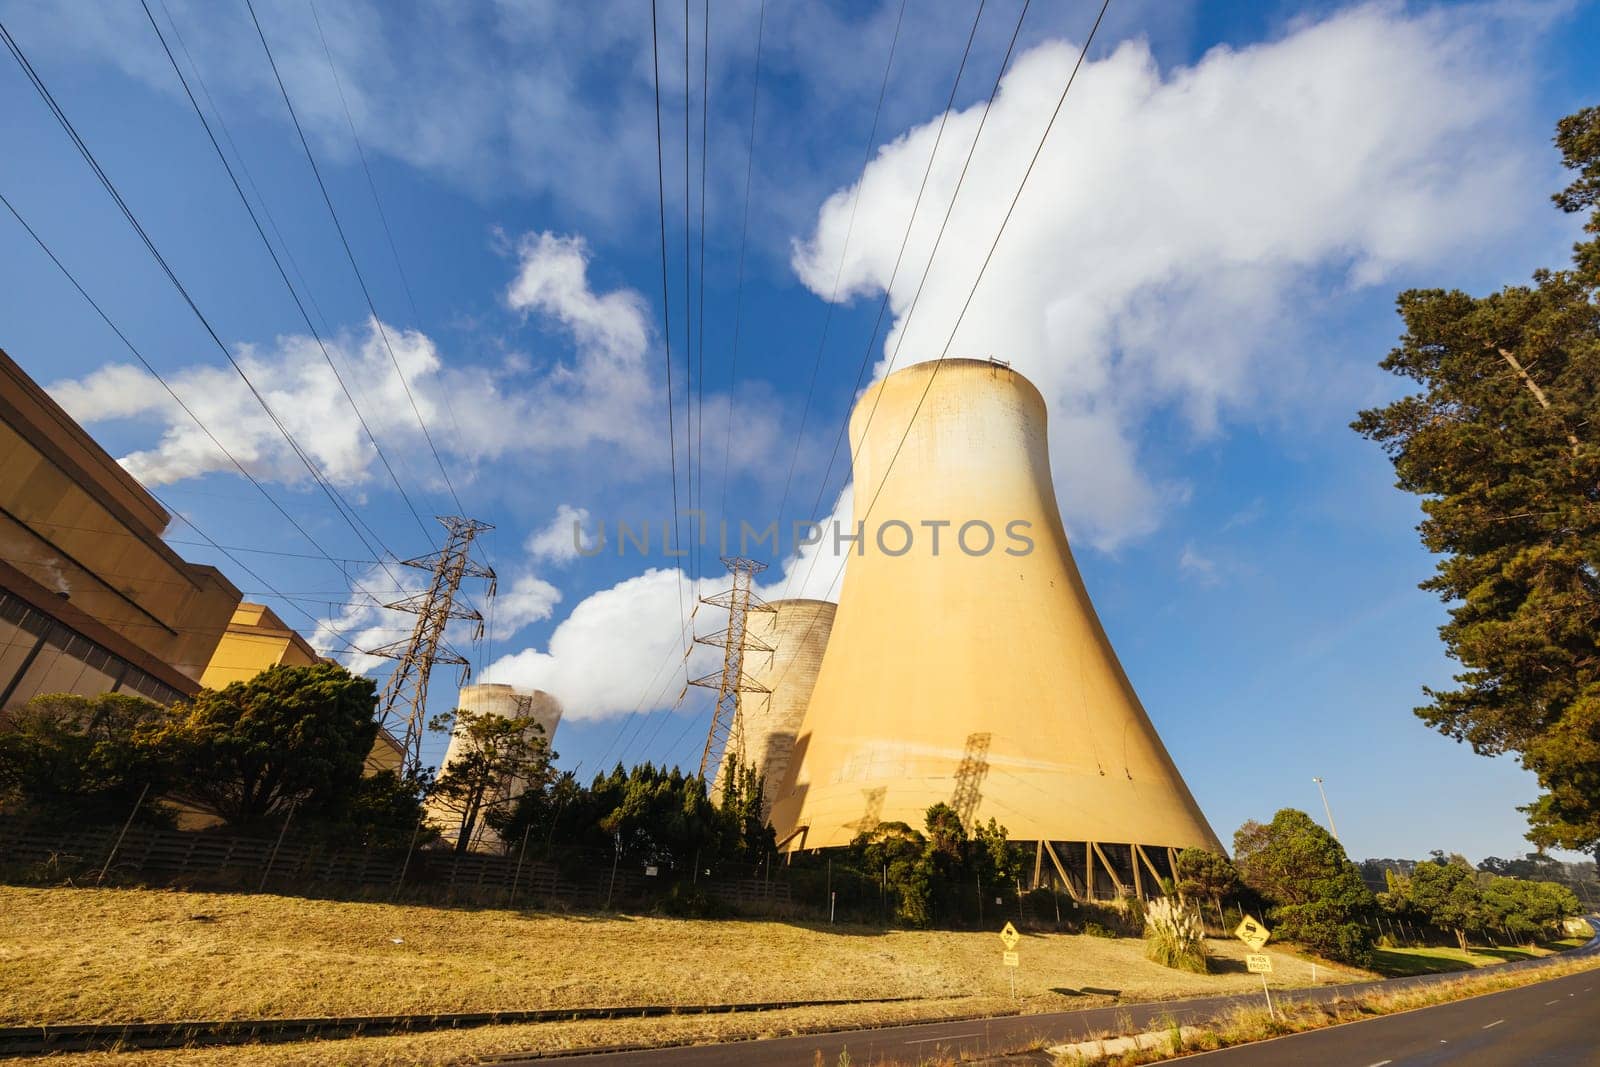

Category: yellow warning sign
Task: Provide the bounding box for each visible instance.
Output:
[1246,954,1273,974]
[1003,951,1020,968]
[999,921,1021,950]
[1234,915,1271,952]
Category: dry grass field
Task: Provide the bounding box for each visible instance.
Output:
[0,885,1369,1030]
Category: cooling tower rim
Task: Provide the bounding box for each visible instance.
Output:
[765,597,837,610]
[854,358,1044,416]
[459,681,560,702]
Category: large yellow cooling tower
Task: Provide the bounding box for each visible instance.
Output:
[769,359,1220,896]
[715,599,836,815]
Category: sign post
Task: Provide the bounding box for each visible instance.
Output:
[999,921,1021,1000]
[1235,915,1275,1019]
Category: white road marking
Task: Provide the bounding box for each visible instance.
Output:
[1483,1020,1504,1029]
[904,1033,979,1044]
[1546,999,1561,1005]
[1364,1060,1392,1066]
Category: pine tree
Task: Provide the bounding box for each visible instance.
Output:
[1354,106,1600,858]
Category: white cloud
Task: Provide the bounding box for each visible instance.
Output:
[525,504,594,565]
[493,573,563,636]
[309,562,428,676]
[47,232,660,488]
[483,568,721,722]
[791,4,1543,549]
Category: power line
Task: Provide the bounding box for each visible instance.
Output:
[0,187,392,625]
[768,0,909,543]
[242,0,466,518]
[138,0,437,548]
[776,0,1023,605]
[692,0,710,583]
[769,0,1113,697]
[716,0,766,523]
[303,0,474,484]
[650,0,691,670]
[0,20,407,608]
[156,0,336,345]
[165,540,378,565]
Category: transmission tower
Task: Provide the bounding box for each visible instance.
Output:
[689,556,775,795]
[366,516,496,773]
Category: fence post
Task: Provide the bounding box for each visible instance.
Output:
[509,825,532,907]
[257,800,297,893]
[604,837,621,910]
[96,782,150,886]
[391,811,426,902]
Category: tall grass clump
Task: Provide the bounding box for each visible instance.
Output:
[1143,896,1208,973]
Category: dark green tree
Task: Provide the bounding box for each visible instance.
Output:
[429,708,555,854]
[0,692,173,827]
[156,662,379,829]
[850,821,929,925]
[716,762,777,863]
[1233,809,1376,965]
[1353,105,1600,858]
[1175,847,1243,924]
[1481,875,1580,943]
[1402,856,1487,952]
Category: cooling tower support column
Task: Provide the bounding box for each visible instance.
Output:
[689,556,776,791]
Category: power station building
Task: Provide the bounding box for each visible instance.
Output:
[767,359,1221,900]
[200,602,404,772]
[0,347,240,714]
[426,682,563,851]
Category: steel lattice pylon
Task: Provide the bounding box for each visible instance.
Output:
[689,556,775,793]
[366,516,495,774]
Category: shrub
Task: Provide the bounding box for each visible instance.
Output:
[1235,809,1375,966]
[1144,896,1208,973]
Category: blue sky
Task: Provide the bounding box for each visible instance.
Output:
[2,0,1598,864]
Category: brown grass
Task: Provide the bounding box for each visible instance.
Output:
[0,886,1369,1028]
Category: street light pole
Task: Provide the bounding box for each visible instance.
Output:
[1312,777,1340,843]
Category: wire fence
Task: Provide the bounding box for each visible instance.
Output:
[0,817,792,914]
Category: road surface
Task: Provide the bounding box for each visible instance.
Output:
[1183,963,1599,1065]
[488,921,1598,1066]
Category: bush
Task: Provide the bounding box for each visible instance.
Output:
[1235,809,1375,966]
[1083,920,1117,938]
[654,881,730,918]
[1144,896,1208,973]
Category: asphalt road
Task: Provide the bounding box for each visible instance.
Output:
[490,921,1599,1066]
[1184,963,1600,1066]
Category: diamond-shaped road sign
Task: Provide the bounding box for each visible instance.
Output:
[1234,915,1271,952]
[999,921,1021,950]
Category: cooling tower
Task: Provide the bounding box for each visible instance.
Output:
[768,359,1221,898]
[716,599,836,815]
[427,683,562,852]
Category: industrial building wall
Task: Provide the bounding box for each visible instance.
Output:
[0,348,239,694]
[199,603,321,690]
[0,586,188,713]
[768,360,1221,856]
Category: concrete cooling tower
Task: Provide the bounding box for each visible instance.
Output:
[427,683,562,852]
[768,359,1221,900]
[714,599,836,815]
